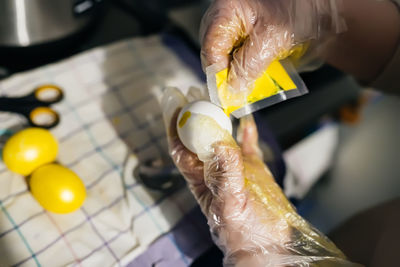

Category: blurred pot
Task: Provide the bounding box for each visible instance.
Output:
[0,0,102,47]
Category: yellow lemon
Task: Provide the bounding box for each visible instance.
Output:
[30,164,86,214]
[2,128,58,175]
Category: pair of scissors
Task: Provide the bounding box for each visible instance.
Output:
[135,158,185,194]
[0,84,64,129]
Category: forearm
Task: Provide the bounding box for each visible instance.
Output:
[225,156,354,266]
[325,0,400,83]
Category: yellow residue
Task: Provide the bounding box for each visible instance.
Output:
[178,111,191,128]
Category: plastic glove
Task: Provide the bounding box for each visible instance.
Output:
[200,0,346,92]
[162,87,360,266]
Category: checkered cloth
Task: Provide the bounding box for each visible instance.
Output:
[0,34,207,267]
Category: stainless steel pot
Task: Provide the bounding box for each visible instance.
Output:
[0,0,101,47]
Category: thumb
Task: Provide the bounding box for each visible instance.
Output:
[228,26,292,92]
[161,87,187,132]
[228,31,272,92]
[200,0,253,71]
[203,141,247,222]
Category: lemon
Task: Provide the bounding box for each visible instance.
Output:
[30,164,86,214]
[2,128,58,175]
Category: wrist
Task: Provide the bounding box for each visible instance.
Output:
[325,0,400,82]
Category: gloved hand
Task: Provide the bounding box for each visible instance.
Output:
[200,0,346,92]
[162,87,359,266]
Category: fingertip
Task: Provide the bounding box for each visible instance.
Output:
[168,108,181,139]
[161,87,187,130]
[237,115,257,140]
[237,115,261,158]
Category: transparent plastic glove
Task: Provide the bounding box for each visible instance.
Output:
[200,0,346,92]
[162,87,361,267]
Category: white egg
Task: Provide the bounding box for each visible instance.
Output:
[177,101,232,155]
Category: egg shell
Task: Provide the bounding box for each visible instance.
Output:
[2,128,58,175]
[177,101,232,154]
[30,164,86,214]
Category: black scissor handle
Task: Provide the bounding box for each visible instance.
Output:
[135,158,185,193]
[0,84,63,129]
[33,85,64,104]
[28,107,60,129]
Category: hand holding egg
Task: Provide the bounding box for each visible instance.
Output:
[162,87,351,266]
[177,100,232,157]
